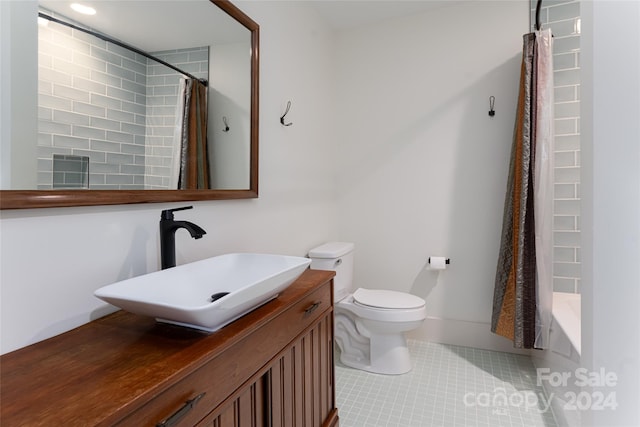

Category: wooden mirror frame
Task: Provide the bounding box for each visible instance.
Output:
[0,0,259,210]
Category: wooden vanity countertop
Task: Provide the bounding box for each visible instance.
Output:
[0,269,335,426]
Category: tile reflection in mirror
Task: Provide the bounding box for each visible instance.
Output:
[52,154,89,189]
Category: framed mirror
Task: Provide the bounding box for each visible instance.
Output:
[0,0,259,209]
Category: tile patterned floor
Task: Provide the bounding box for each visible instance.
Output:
[335,340,557,427]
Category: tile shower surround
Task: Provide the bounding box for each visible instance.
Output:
[37,12,208,190]
[144,47,209,189]
[531,0,582,294]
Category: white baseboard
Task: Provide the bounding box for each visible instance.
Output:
[408,316,532,356]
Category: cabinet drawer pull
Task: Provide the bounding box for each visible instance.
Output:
[304,302,321,316]
[157,392,206,427]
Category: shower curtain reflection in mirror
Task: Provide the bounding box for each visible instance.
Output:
[172,79,210,190]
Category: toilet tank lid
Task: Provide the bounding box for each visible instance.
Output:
[308,242,354,258]
[353,288,425,309]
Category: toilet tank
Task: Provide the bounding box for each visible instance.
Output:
[308,242,354,302]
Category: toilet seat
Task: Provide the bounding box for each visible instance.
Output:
[353,288,425,310]
[337,290,426,323]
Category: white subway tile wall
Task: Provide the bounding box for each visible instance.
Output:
[145,47,209,189]
[37,11,208,190]
[531,0,581,293]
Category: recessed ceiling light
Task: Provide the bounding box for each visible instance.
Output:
[70,3,96,15]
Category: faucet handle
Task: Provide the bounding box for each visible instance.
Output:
[161,206,193,220]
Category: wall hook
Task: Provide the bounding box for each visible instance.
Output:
[488,96,496,117]
[222,116,230,132]
[280,101,293,126]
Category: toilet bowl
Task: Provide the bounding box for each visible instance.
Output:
[308,242,426,375]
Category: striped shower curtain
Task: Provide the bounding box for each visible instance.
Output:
[171,78,210,190]
[491,29,554,349]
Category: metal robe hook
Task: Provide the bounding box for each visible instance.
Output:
[488,96,496,117]
[280,101,293,126]
[222,116,230,132]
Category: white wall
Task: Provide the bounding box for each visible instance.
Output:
[0,1,337,354]
[581,1,640,425]
[333,1,528,350]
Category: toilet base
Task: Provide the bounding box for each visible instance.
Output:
[339,333,412,375]
[335,312,414,375]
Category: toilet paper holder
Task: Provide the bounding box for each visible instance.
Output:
[428,257,450,265]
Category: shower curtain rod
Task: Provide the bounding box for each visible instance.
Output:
[38,12,208,86]
[535,0,543,31]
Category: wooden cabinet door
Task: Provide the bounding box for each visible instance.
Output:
[198,314,337,427]
[197,376,267,427]
[266,313,337,427]
[196,280,337,427]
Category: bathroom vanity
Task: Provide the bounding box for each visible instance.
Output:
[0,269,338,427]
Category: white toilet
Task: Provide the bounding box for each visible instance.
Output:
[308,242,426,375]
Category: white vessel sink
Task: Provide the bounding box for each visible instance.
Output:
[94,253,311,332]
